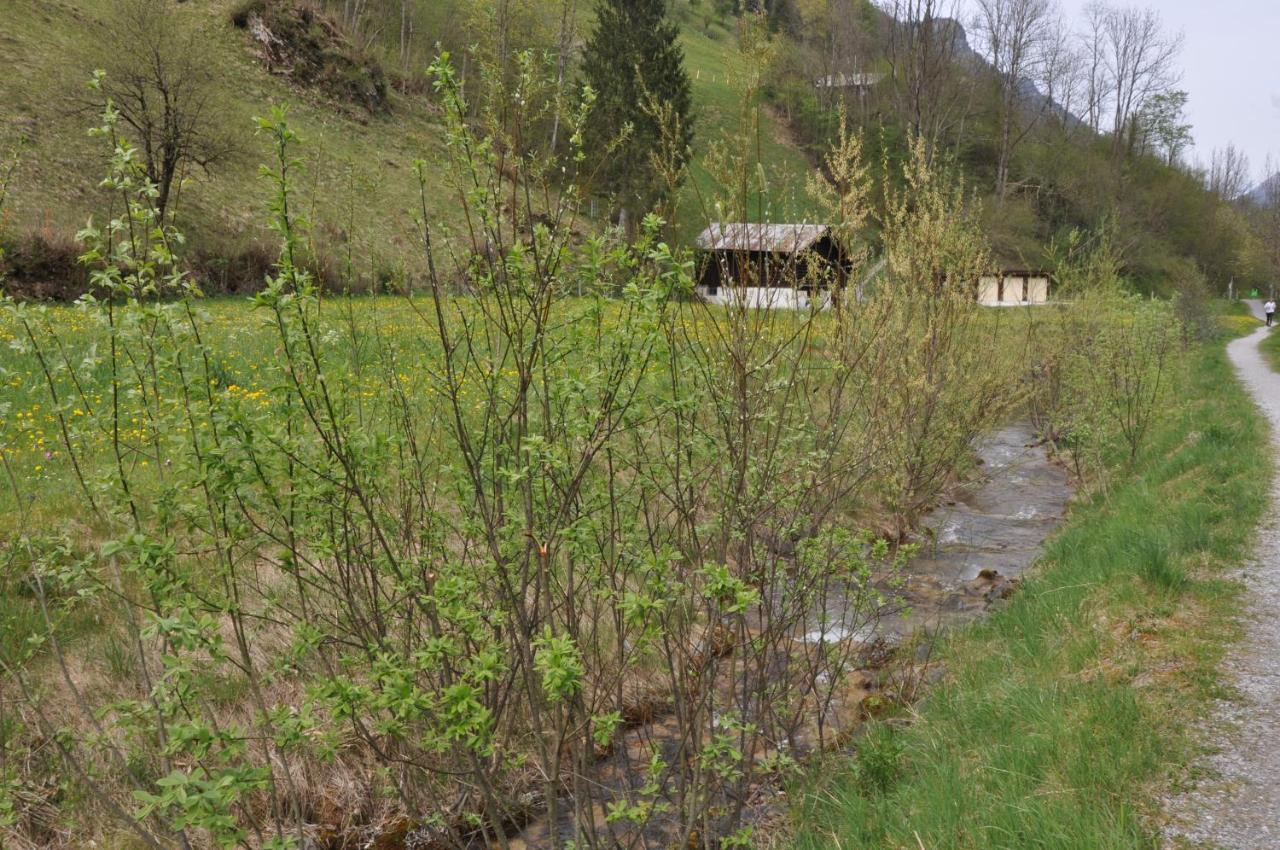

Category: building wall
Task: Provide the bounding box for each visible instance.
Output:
[978,274,1051,306]
[695,286,832,311]
[1004,276,1025,302]
[1025,276,1050,302]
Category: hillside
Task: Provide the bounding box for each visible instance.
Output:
[677,19,820,237]
[3,0,459,293]
[757,2,1271,293]
[1,0,815,294]
[1246,173,1280,206]
[6,0,1266,298]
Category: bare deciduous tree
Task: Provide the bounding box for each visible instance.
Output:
[1078,2,1114,133]
[881,0,975,157]
[972,0,1056,199]
[1098,4,1182,159]
[1255,155,1280,289]
[1207,144,1251,201]
[1038,16,1085,138]
[342,0,372,33]
[93,0,231,224]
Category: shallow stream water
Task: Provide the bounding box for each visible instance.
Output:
[887,420,1073,639]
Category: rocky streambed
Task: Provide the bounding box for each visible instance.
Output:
[889,421,1073,638]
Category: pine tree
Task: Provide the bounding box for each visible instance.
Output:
[581,0,694,230]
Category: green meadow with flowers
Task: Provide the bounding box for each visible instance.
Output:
[0,296,447,532]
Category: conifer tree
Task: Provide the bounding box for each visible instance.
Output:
[581,0,694,230]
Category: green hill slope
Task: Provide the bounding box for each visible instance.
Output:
[2,0,817,293]
[4,0,458,292]
[677,22,819,240]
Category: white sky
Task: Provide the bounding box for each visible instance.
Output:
[968,0,1280,183]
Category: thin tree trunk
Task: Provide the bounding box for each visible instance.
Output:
[548,0,578,155]
[400,0,412,70]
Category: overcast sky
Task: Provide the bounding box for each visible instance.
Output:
[967,0,1280,184]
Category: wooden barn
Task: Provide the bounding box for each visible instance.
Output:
[695,223,852,309]
[978,270,1052,306]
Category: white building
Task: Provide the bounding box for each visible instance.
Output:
[813,72,885,92]
[978,271,1051,306]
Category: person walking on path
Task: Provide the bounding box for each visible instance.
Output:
[1266,300,1276,327]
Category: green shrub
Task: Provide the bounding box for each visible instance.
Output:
[855,726,905,795]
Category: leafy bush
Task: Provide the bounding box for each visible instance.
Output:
[854,726,905,795]
[1025,229,1184,483]
[1,60,1039,850]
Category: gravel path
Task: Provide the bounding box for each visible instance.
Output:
[1165,301,1280,848]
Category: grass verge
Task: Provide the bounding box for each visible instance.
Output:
[1257,319,1280,372]
[794,321,1270,849]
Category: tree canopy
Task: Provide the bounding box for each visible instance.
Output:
[581,0,695,226]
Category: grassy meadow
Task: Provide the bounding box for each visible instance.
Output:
[1,297,443,527]
[0,292,1036,542]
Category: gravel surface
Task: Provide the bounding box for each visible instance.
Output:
[1164,302,1280,848]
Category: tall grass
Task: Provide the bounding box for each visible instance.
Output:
[794,322,1269,849]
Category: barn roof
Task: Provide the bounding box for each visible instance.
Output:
[696,223,831,254]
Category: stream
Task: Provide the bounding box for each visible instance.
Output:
[888,421,1073,639]
[493,423,1072,850]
